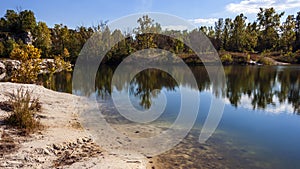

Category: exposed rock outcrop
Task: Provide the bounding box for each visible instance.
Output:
[0,62,6,80]
[0,59,66,81]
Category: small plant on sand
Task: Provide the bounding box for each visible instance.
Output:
[5,88,42,134]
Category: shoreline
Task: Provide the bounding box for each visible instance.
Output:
[0,82,152,169]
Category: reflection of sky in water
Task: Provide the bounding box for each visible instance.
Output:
[223,94,295,115]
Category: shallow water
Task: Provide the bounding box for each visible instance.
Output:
[43,65,300,168]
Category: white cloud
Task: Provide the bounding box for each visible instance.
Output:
[161,25,189,31]
[189,18,219,25]
[226,0,300,14]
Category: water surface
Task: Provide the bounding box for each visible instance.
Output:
[43,65,300,169]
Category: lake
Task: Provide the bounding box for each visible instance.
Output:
[42,65,300,169]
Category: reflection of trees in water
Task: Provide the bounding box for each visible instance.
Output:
[129,69,177,109]
[49,65,299,114]
[39,71,72,93]
[224,66,300,113]
[277,68,300,114]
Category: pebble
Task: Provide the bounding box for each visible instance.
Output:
[43,148,51,155]
[217,156,224,160]
[24,155,33,162]
[77,138,83,144]
[53,143,62,150]
[6,160,23,165]
[36,157,46,163]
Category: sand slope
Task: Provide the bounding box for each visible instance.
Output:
[0,82,148,169]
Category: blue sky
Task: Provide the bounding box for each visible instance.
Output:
[1,0,300,29]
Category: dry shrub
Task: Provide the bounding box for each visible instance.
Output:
[5,88,42,134]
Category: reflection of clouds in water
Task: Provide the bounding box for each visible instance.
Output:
[223,94,295,115]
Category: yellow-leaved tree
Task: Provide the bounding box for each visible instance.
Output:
[10,44,42,83]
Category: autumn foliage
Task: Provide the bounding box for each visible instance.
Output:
[10,44,42,83]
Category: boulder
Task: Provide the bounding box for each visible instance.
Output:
[4,60,20,73]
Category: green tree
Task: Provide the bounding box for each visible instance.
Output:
[3,10,19,32]
[1,9,36,33]
[200,26,208,35]
[222,18,232,50]
[33,22,52,57]
[229,14,247,52]
[295,12,300,51]
[135,15,158,49]
[51,24,70,58]
[280,15,296,52]
[244,22,258,52]
[0,41,5,56]
[214,18,224,50]
[257,8,284,51]
[19,10,36,32]
[2,39,17,58]
[111,29,127,57]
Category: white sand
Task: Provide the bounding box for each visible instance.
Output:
[0,82,150,169]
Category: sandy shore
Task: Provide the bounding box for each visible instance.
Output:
[0,82,152,169]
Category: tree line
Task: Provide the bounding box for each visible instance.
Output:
[205,8,300,55]
[0,8,300,64]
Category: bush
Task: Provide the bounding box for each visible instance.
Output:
[258,57,275,65]
[5,88,42,134]
[221,54,233,64]
[53,55,72,72]
[10,44,42,83]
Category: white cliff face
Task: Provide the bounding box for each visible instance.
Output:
[0,59,20,81]
[24,31,33,45]
[0,62,6,80]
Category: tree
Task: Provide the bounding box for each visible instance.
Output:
[135,15,158,49]
[3,10,19,32]
[229,14,247,52]
[214,18,224,50]
[19,10,36,32]
[0,41,5,56]
[51,24,70,57]
[1,9,36,33]
[10,44,42,83]
[1,39,17,58]
[222,18,232,50]
[244,22,258,52]
[33,22,52,57]
[257,8,284,51]
[111,29,126,56]
[280,15,296,52]
[295,12,300,51]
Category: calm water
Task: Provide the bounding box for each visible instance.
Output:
[43,65,300,169]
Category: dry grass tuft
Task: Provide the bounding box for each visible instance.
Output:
[4,88,42,135]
